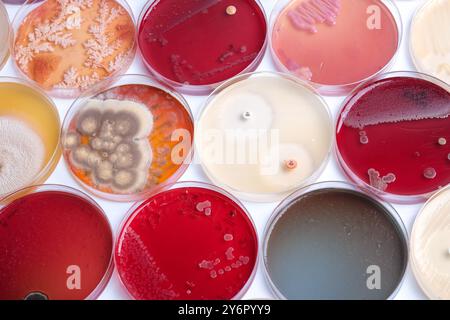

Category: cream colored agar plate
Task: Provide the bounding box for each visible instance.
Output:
[410,0,450,84]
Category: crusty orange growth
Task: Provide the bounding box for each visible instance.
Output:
[14,0,135,91]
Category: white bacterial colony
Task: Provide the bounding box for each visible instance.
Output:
[367,168,396,191]
[343,94,450,129]
[65,98,154,194]
[198,244,251,280]
[120,227,178,299]
[0,118,45,196]
[195,200,212,216]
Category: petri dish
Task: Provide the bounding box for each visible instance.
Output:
[115,181,258,300]
[11,0,136,98]
[137,0,268,95]
[0,1,10,70]
[196,71,332,202]
[410,0,450,85]
[0,185,113,300]
[0,77,60,200]
[336,71,450,204]
[411,185,450,300]
[62,74,194,202]
[263,181,408,300]
[270,0,401,95]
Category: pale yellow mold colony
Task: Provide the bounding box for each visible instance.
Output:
[197,75,332,201]
[411,0,450,84]
[0,81,60,198]
[411,186,450,299]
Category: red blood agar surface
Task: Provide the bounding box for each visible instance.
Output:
[138,0,267,87]
[115,186,258,300]
[0,190,113,300]
[336,76,450,199]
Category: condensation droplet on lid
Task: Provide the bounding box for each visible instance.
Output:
[210,270,217,279]
[438,137,447,146]
[423,167,437,179]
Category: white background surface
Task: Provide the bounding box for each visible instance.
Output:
[1,0,430,300]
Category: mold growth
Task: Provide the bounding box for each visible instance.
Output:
[0,118,45,196]
[65,99,154,194]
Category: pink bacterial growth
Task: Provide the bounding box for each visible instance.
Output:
[272,0,399,92]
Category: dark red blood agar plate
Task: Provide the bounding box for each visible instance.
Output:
[115,182,258,300]
[336,72,450,203]
[138,0,267,94]
[0,185,113,300]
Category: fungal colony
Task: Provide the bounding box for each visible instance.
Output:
[63,84,194,199]
[196,73,332,201]
[14,0,135,95]
[410,0,450,84]
[411,186,450,300]
[0,81,60,198]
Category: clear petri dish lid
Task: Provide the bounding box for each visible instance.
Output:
[10,0,137,99]
[0,184,114,300]
[61,74,195,202]
[335,71,450,204]
[0,1,10,70]
[409,0,450,85]
[270,0,402,96]
[411,185,450,300]
[262,181,409,300]
[2,0,40,3]
[196,71,333,202]
[114,181,259,300]
[0,76,61,201]
[137,0,268,95]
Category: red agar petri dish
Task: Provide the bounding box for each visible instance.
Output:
[115,182,258,300]
[336,72,450,204]
[270,0,401,95]
[137,0,267,95]
[0,185,113,300]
